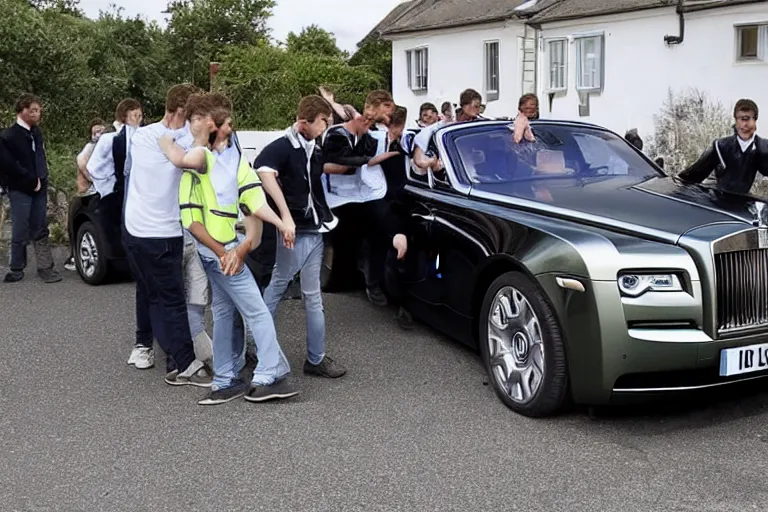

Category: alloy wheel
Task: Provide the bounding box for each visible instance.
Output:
[487,286,545,404]
[79,231,99,278]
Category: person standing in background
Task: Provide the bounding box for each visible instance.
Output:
[0,93,61,284]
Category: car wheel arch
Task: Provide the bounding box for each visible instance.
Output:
[470,256,574,394]
[470,255,539,343]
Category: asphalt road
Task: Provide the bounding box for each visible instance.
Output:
[2,254,768,511]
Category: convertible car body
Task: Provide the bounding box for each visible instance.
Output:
[348,119,768,417]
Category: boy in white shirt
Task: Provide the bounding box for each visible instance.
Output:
[122,84,212,387]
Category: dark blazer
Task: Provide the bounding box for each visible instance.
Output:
[678,134,768,195]
[0,123,48,194]
[112,125,128,195]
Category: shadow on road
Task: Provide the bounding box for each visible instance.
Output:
[579,379,768,433]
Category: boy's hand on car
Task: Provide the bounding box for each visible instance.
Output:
[393,234,408,260]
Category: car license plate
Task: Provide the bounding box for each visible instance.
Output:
[719,343,768,377]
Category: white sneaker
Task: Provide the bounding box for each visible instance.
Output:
[127,346,155,369]
[134,347,155,369]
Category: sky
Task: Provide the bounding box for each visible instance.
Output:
[78,0,407,53]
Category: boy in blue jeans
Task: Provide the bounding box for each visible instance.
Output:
[161,93,297,405]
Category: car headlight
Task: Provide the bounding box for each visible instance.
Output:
[618,273,683,297]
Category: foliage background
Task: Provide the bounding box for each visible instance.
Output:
[0,0,392,194]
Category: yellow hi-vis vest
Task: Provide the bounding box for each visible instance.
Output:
[178,146,267,245]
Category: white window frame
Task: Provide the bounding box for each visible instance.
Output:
[574,33,604,92]
[483,40,500,101]
[735,23,768,62]
[406,47,429,92]
[546,38,567,92]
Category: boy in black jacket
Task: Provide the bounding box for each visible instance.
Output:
[0,93,60,283]
[678,99,768,194]
[256,95,347,379]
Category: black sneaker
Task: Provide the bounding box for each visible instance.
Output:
[244,379,299,402]
[38,268,62,283]
[395,307,415,330]
[165,360,213,388]
[304,356,347,379]
[4,271,24,283]
[198,379,249,405]
[366,286,388,306]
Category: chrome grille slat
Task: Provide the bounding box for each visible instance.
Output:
[716,249,768,332]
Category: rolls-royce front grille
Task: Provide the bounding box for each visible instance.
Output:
[715,249,768,332]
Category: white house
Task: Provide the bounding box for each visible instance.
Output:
[374,0,538,125]
[376,0,768,140]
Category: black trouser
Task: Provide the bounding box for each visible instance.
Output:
[8,185,53,272]
[247,222,277,292]
[331,199,399,290]
[122,229,196,372]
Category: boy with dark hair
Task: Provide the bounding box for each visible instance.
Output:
[382,105,409,201]
[322,89,408,306]
[0,93,61,283]
[257,95,347,379]
[418,102,439,127]
[87,97,144,200]
[122,83,212,387]
[456,89,484,122]
[678,99,768,195]
[169,93,296,404]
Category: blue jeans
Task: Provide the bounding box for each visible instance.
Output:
[8,186,51,272]
[122,229,196,372]
[263,233,326,365]
[199,239,290,390]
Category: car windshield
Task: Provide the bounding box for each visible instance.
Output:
[449,123,662,185]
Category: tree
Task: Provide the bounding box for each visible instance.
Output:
[647,88,733,175]
[349,35,392,90]
[214,44,385,130]
[27,0,81,14]
[165,0,275,87]
[285,24,347,60]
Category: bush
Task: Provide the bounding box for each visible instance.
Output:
[647,88,768,197]
[215,44,386,130]
[647,88,733,175]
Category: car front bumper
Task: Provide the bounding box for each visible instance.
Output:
[539,276,768,405]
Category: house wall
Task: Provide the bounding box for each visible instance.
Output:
[536,3,768,141]
[389,22,528,127]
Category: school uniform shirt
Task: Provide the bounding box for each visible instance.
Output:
[678,134,768,195]
[321,127,389,209]
[124,121,190,238]
[253,125,338,233]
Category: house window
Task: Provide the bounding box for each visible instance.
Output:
[547,39,567,91]
[406,47,428,91]
[736,24,767,61]
[484,40,500,101]
[575,35,603,91]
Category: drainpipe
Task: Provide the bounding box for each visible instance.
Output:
[664,0,685,45]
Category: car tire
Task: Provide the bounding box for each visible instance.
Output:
[75,221,108,286]
[478,271,569,417]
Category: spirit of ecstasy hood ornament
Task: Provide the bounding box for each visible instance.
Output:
[749,201,768,228]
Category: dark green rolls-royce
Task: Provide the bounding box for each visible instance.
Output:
[377,119,768,417]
